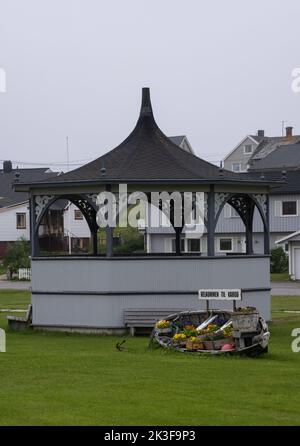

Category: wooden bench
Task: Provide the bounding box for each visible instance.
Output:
[124,308,186,336]
[7,304,32,331]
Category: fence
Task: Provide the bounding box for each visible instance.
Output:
[18,268,31,281]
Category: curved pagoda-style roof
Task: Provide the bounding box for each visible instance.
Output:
[16,88,275,187]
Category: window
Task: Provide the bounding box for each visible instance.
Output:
[282,201,297,216]
[232,163,242,172]
[16,213,26,229]
[171,238,185,253]
[219,238,232,251]
[74,209,83,220]
[187,239,201,252]
[224,203,239,218]
[244,144,253,154]
[230,207,240,218]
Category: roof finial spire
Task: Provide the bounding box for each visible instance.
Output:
[139,87,153,118]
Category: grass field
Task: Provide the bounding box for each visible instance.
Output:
[270,272,291,282]
[0,291,300,426]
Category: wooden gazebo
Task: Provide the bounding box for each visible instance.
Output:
[15,88,273,332]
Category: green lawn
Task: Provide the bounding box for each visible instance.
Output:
[0,291,300,426]
[270,272,291,281]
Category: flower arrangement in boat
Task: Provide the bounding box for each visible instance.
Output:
[198,323,218,335]
[156,319,171,329]
[222,326,233,337]
[235,306,257,314]
[155,319,173,334]
[186,336,204,350]
[183,325,198,338]
[205,323,218,333]
[152,309,269,356]
[232,306,259,332]
[188,336,198,343]
[172,333,187,344]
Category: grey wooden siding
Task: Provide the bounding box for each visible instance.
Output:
[216,194,300,234]
[31,256,271,327]
[223,137,258,171]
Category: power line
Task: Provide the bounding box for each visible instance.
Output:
[0,158,93,167]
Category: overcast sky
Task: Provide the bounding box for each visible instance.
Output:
[1,0,300,170]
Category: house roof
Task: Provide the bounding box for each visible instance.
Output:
[250,135,300,161]
[250,143,300,170]
[168,135,187,146]
[15,88,276,189]
[223,135,261,162]
[275,230,300,244]
[0,167,59,207]
[169,135,195,154]
[249,135,265,144]
[246,170,300,194]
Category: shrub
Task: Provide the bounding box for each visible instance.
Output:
[3,237,30,274]
[270,247,288,273]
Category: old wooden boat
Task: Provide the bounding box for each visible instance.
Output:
[150,308,270,356]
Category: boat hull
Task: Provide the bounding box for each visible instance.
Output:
[150,309,270,357]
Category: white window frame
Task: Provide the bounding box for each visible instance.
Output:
[168,237,186,253]
[232,163,242,172]
[230,207,240,218]
[74,209,83,220]
[186,238,202,253]
[281,200,298,217]
[244,144,253,154]
[16,212,26,229]
[224,204,240,218]
[218,237,233,252]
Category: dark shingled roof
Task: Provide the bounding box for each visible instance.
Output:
[168,135,186,146]
[248,169,300,194]
[250,143,300,170]
[0,167,59,207]
[16,88,276,188]
[250,135,300,162]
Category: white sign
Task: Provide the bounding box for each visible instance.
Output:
[199,289,241,300]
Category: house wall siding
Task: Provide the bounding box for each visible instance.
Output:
[63,203,90,238]
[0,203,30,241]
[223,137,258,171]
[216,193,300,234]
[31,256,271,326]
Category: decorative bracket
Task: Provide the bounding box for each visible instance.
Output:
[214,192,230,217]
[35,195,54,220]
[252,193,268,216]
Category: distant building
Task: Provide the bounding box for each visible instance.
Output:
[223,127,300,172]
[168,135,194,154]
[147,127,300,256]
[0,161,90,257]
[221,126,300,254]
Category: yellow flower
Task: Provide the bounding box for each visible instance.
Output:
[173,333,187,342]
[189,336,199,343]
[156,319,171,329]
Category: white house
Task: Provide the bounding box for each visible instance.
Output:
[0,161,90,257]
[0,201,30,255]
[276,231,300,280]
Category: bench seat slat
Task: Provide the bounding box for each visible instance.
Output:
[124,308,188,335]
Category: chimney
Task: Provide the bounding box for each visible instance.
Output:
[286,126,293,138]
[257,130,265,137]
[3,160,12,173]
